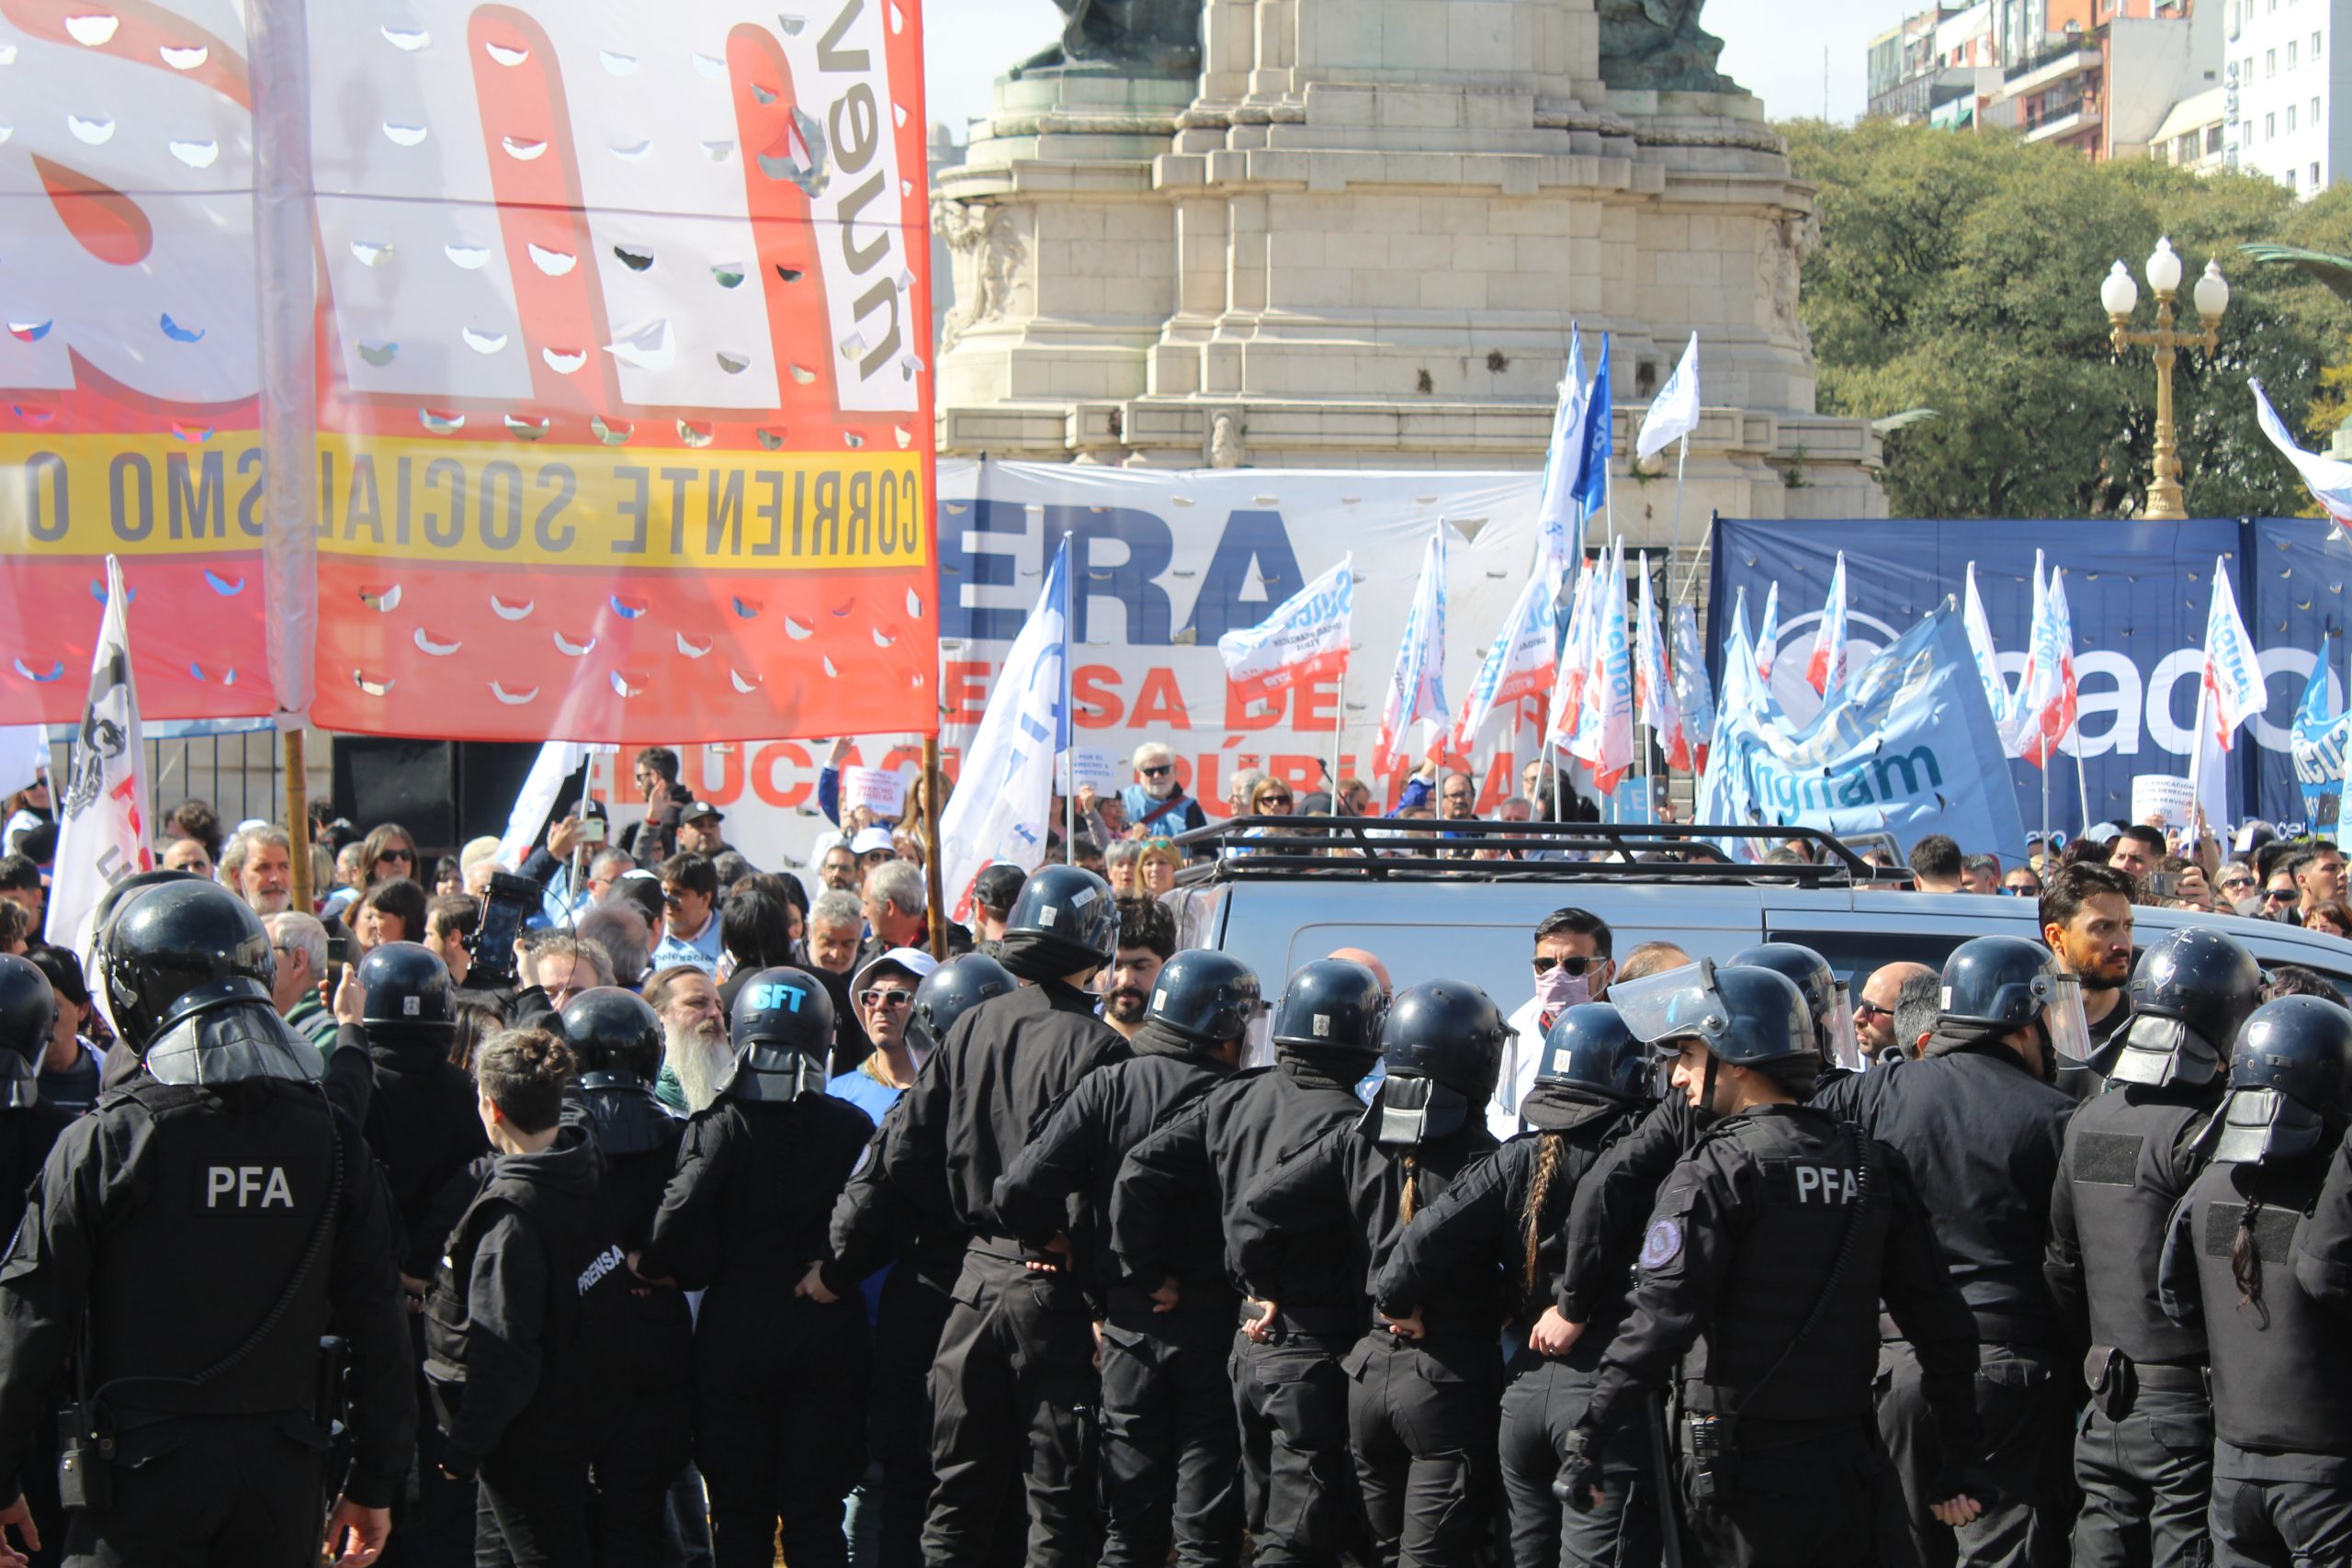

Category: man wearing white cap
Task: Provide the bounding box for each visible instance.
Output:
[829,945,939,1123]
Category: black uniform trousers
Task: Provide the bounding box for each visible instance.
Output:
[2071,1374,2213,1568]
[1679,1416,1889,1568]
[2209,1445,2352,1568]
[1097,1303,1241,1568]
[61,1413,325,1568]
[586,1371,693,1566]
[923,1244,1100,1568]
[1231,1324,1363,1568]
[693,1286,869,1568]
[385,1317,477,1568]
[1878,1337,2075,1568]
[1342,1329,1499,1568]
[475,1443,594,1568]
[1498,1355,1660,1568]
[869,1264,954,1568]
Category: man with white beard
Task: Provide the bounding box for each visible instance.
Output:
[647,964,733,1113]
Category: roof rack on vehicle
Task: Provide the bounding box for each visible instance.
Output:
[1169,818,1896,886]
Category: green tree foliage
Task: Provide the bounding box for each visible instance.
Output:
[1785,118,2352,518]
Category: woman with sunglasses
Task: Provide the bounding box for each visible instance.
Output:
[359,822,421,887]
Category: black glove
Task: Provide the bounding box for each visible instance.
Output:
[1552,1426,1602,1512]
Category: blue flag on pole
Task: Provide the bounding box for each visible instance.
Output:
[1568,334,1611,519]
[2292,637,2346,829]
[1696,600,2027,860]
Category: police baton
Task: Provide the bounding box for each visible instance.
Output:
[1645,1393,1685,1568]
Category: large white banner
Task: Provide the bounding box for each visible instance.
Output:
[585,462,1550,875]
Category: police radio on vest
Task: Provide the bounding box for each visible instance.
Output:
[207,1166,295,1208]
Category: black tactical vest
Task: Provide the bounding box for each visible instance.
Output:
[88,1078,340,1421]
[1682,1110,1884,1423]
[424,1133,630,1445]
[2064,1089,2210,1367]
[2187,1155,2352,1454]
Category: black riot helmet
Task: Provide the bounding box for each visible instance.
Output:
[1610,959,1815,1069]
[0,953,58,1065]
[1939,935,2092,1069]
[560,987,665,1084]
[1532,1003,1653,1109]
[1363,980,1515,1146]
[1269,959,1387,1060]
[356,942,455,1035]
[1147,950,1263,1045]
[730,965,837,1054]
[2211,996,2352,1165]
[94,878,277,1054]
[907,952,1016,1062]
[2110,927,2266,1090]
[1729,942,1860,1069]
[1002,864,1120,964]
[1940,936,2062,1032]
[723,965,836,1103]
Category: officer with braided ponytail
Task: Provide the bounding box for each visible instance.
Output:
[2160,994,2352,1565]
[1556,961,1987,1568]
[1229,979,1512,1567]
[1371,1003,1657,1567]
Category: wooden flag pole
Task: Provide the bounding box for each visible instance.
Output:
[283,728,312,912]
[922,736,947,960]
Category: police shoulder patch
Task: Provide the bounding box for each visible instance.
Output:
[1639,1215,1683,1270]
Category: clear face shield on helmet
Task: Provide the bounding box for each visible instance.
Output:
[2038,972,2093,1070]
[1606,960,1735,1051]
[1824,980,1863,1073]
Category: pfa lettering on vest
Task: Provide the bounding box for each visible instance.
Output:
[207,1166,296,1208]
[1792,1164,1860,1205]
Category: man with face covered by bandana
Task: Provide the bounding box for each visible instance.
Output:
[1489,908,1614,1139]
[1811,935,2084,1568]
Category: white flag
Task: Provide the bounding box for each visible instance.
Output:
[1634,552,1679,757]
[46,556,152,959]
[1532,329,1589,582]
[1217,556,1354,702]
[2201,553,2267,744]
[1754,582,1781,682]
[1805,552,1851,698]
[1668,602,1714,773]
[2252,378,2352,528]
[498,741,595,873]
[937,538,1071,920]
[1635,333,1702,460]
[1375,527,1451,776]
[1544,560,1597,750]
[1453,556,1560,752]
[1569,543,1634,794]
[1962,561,2017,753]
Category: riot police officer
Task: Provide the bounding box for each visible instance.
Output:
[560,987,690,1567]
[879,864,1129,1567]
[825,952,1020,1568]
[1229,980,1514,1568]
[2046,927,2264,1568]
[0,879,415,1567]
[1555,961,1989,1568]
[1373,1002,1657,1568]
[1108,957,1386,1568]
[1728,942,1864,1077]
[1812,934,2083,1568]
[342,940,489,1568]
[995,948,1258,1568]
[0,953,73,1205]
[639,966,876,1568]
[2161,995,2352,1564]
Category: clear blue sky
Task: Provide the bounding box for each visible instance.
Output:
[921,0,1894,136]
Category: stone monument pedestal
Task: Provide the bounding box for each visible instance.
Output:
[933,0,1884,527]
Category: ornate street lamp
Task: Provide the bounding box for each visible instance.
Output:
[2102,237,2228,521]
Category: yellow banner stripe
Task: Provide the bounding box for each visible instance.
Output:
[2,433,931,571]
